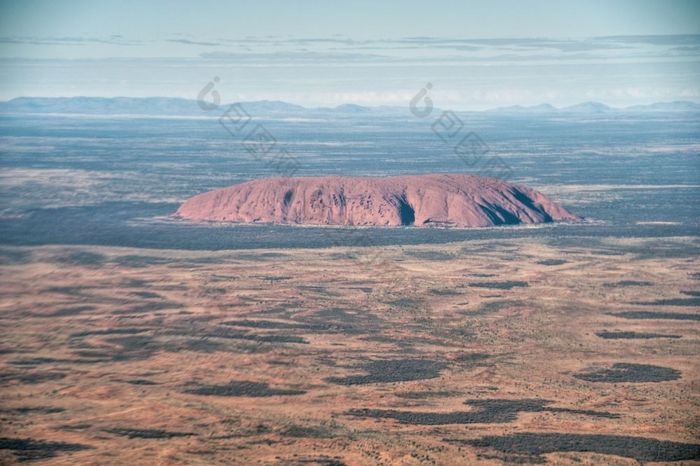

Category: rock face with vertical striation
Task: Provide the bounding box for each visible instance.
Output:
[176,174,578,228]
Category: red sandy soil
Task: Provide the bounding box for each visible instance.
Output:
[0,237,698,464]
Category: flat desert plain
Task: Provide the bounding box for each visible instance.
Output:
[0,236,698,465]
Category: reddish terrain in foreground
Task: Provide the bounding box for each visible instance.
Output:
[1,236,698,464]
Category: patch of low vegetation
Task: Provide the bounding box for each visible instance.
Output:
[604,280,653,287]
[326,359,447,385]
[122,279,150,287]
[385,297,423,309]
[104,428,195,439]
[129,291,162,299]
[249,334,307,343]
[176,338,225,353]
[537,259,567,266]
[111,255,171,267]
[112,300,184,314]
[0,248,31,265]
[303,308,383,335]
[608,311,700,321]
[183,380,306,397]
[166,326,308,344]
[394,390,460,399]
[348,399,617,425]
[596,331,681,339]
[0,371,66,385]
[0,437,91,462]
[104,335,160,360]
[297,285,340,297]
[255,275,291,284]
[574,363,681,383]
[7,356,108,367]
[70,334,202,362]
[453,353,492,364]
[222,319,302,329]
[272,456,346,466]
[51,250,106,267]
[456,432,700,463]
[234,252,288,261]
[184,256,228,265]
[403,250,455,261]
[125,379,159,385]
[279,424,336,439]
[429,288,461,296]
[468,281,529,290]
[70,327,150,338]
[79,333,244,360]
[635,297,700,307]
[464,300,523,316]
[1,406,65,415]
[9,357,65,366]
[59,423,92,431]
[44,285,89,295]
[40,305,96,317]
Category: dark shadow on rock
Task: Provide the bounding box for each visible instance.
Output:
[397,196,415,226]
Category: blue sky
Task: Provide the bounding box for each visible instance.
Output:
[1,0,699,108]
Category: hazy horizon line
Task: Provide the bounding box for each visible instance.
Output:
[2,95,700,113]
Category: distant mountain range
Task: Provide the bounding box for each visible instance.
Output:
[0,97,302,116]
[487,101,700,114]
[1,97,699,116]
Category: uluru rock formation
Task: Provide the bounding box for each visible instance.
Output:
[176,174,578,228]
